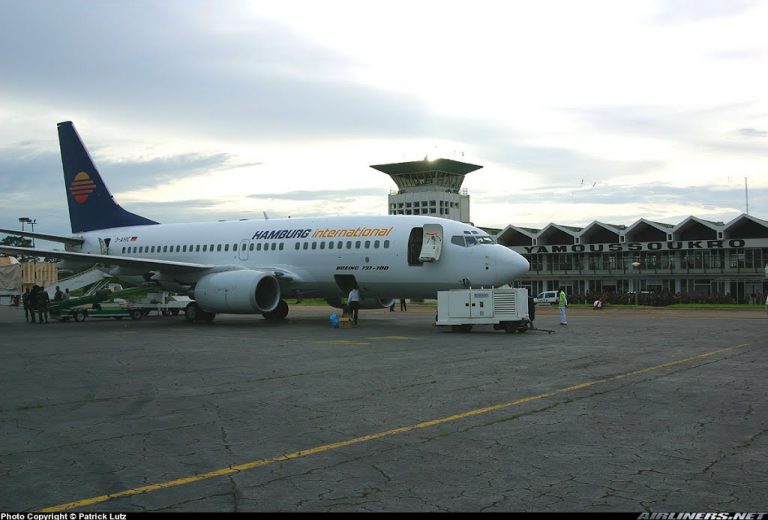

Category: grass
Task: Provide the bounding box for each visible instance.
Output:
[567,303,765,310]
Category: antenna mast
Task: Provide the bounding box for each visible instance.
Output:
[745,177,749,215]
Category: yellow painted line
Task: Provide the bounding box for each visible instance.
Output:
[40,342,750,512]
[366,336,413,340]
[318,340,371,345]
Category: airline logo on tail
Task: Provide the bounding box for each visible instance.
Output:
[69,171,96,204]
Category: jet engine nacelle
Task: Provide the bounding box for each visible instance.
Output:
[325,297,396,310]
[194,270,280,314]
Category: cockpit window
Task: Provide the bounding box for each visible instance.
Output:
[452,234,495,246]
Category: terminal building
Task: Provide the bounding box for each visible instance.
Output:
[496,214,768,304]
[372,157,768,303]
[4,155,764,305]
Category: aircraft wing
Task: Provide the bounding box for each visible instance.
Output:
[0,228,85,246]
[0,245,212,272]
[0,245,305,282]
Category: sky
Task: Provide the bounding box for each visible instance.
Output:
[1,0,767,239]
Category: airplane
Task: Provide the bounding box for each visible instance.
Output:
[0,121,530,322]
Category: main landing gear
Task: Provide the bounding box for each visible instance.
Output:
[263,299,289,321]
[184,302,216,323]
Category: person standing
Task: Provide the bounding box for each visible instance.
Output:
[558,287,568,327]
[400,298,407,311]
[28,285,39,323]
[348,286,361,325]
[22,288,31,322]
[37,287,50,324]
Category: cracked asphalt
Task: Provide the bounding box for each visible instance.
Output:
[0,304,766,512]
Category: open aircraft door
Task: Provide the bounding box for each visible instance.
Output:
[419,224,443,262]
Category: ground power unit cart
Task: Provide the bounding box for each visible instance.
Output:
[436,286,534,333]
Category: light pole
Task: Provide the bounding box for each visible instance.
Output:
[18,217,36,246]
[632,261,641,306]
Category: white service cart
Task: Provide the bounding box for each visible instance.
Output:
[436,286,536,333]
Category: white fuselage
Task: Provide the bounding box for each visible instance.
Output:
[68,215,529,299]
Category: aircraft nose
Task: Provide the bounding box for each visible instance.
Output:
[495,245,529,283]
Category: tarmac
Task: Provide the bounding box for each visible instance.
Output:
[0,303,766,512]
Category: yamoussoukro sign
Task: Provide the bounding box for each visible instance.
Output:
[515,238,768,255]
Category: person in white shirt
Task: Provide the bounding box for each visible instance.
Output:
[348,286,361,325]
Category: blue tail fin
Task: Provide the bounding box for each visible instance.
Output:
[58,121,159,233]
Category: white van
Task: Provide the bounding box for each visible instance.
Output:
[534,291,559,305]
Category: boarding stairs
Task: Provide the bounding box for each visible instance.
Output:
[44,265,109,295]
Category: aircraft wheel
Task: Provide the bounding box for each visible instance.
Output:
[185,303,215,323]
[263,299,289,321]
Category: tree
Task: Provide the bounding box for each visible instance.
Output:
[1,234,35,261]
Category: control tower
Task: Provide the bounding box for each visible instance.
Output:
[370,158,482,223]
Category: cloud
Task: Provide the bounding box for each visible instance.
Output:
[0,1,434,141]
[655,0,761,22]
[570,105,691,138]
[477,182,766,222]
[480,142,664,183]
[737,128,768,138]
[248,188,384,201]
[100,153,252,192]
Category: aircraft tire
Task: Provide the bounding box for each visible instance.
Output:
[263,299,289,321]
[185,303,215,323]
